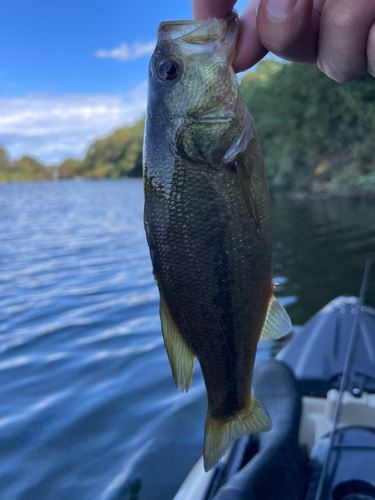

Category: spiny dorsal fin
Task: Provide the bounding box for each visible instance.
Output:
[204,396,271,471]
[260,295,291,340]
[159,294,195,392]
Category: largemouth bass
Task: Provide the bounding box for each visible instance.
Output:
[143,11,291,471]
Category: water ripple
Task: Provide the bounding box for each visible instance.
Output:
[0,180,374,500]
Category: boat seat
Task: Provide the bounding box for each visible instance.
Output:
[212,358,308,500]
[306,427,375,500]
[277,297,375,397]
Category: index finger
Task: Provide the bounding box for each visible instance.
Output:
[191,0,237,19]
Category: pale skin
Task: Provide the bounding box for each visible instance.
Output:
[191,0,375,83]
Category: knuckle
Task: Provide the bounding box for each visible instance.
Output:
[367,23,375,77]
[368,23,375,49]
[317,58,353,83]
[269,37,294,55]
[324,0,357,33]
[259,28,296,54]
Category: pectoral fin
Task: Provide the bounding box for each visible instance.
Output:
[224,113,253,163]
[160,295,195,392]
[236,164,261,235]
[260,294,292,340]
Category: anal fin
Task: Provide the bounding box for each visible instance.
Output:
[260,294,292,340]
[160,294,195,392]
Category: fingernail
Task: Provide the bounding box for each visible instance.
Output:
[265,0,298,19]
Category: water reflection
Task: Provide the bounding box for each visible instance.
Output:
[0,180,374,499]
[271,195,375,324]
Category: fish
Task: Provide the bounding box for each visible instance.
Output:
[143,11,291,471]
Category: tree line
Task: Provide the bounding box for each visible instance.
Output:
[1,60,374,195]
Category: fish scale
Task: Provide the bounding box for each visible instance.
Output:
[146,155,270,428]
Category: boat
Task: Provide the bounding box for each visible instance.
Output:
[173,291,375,500]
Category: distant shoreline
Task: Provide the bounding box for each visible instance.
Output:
[1,177,374,203]
[0,176,145,185]
[287,190,375,203]
[0,176,136,185]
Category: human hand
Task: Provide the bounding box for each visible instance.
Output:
[191,0,375,82]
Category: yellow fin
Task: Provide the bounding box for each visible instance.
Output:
[260,294,291,340]
[203,396,271,471]
[160,295,195,393]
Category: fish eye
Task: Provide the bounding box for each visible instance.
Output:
[158,60,179,81]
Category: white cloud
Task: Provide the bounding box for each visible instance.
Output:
[0,82,147,165]
[95,41,155,62]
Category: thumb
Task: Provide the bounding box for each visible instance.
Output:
[256,0,320,63]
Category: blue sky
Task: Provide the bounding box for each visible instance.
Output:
[0,0,251,164]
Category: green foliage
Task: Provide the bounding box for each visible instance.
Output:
[0,147,10,169]
[77,117,144,179]
[0,117,145,183]
[1,63,374,194]
[239,60,375,193]
[0,153,55,183]
[16,156,51,177]
[58,158,82,179]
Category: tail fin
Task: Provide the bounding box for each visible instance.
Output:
[203,396,271,471]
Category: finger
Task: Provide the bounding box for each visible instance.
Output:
[313,0,327,15]
[368,22,375,77]
[191,0,236,19]
[232,0,269,72]
[318,0,375,83]
[256,0,320,63]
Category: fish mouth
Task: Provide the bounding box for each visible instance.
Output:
[157,20,207,41]
[157,12,238,60]
[194,98,237,123]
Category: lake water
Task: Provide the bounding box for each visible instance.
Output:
[0,180,374,500]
